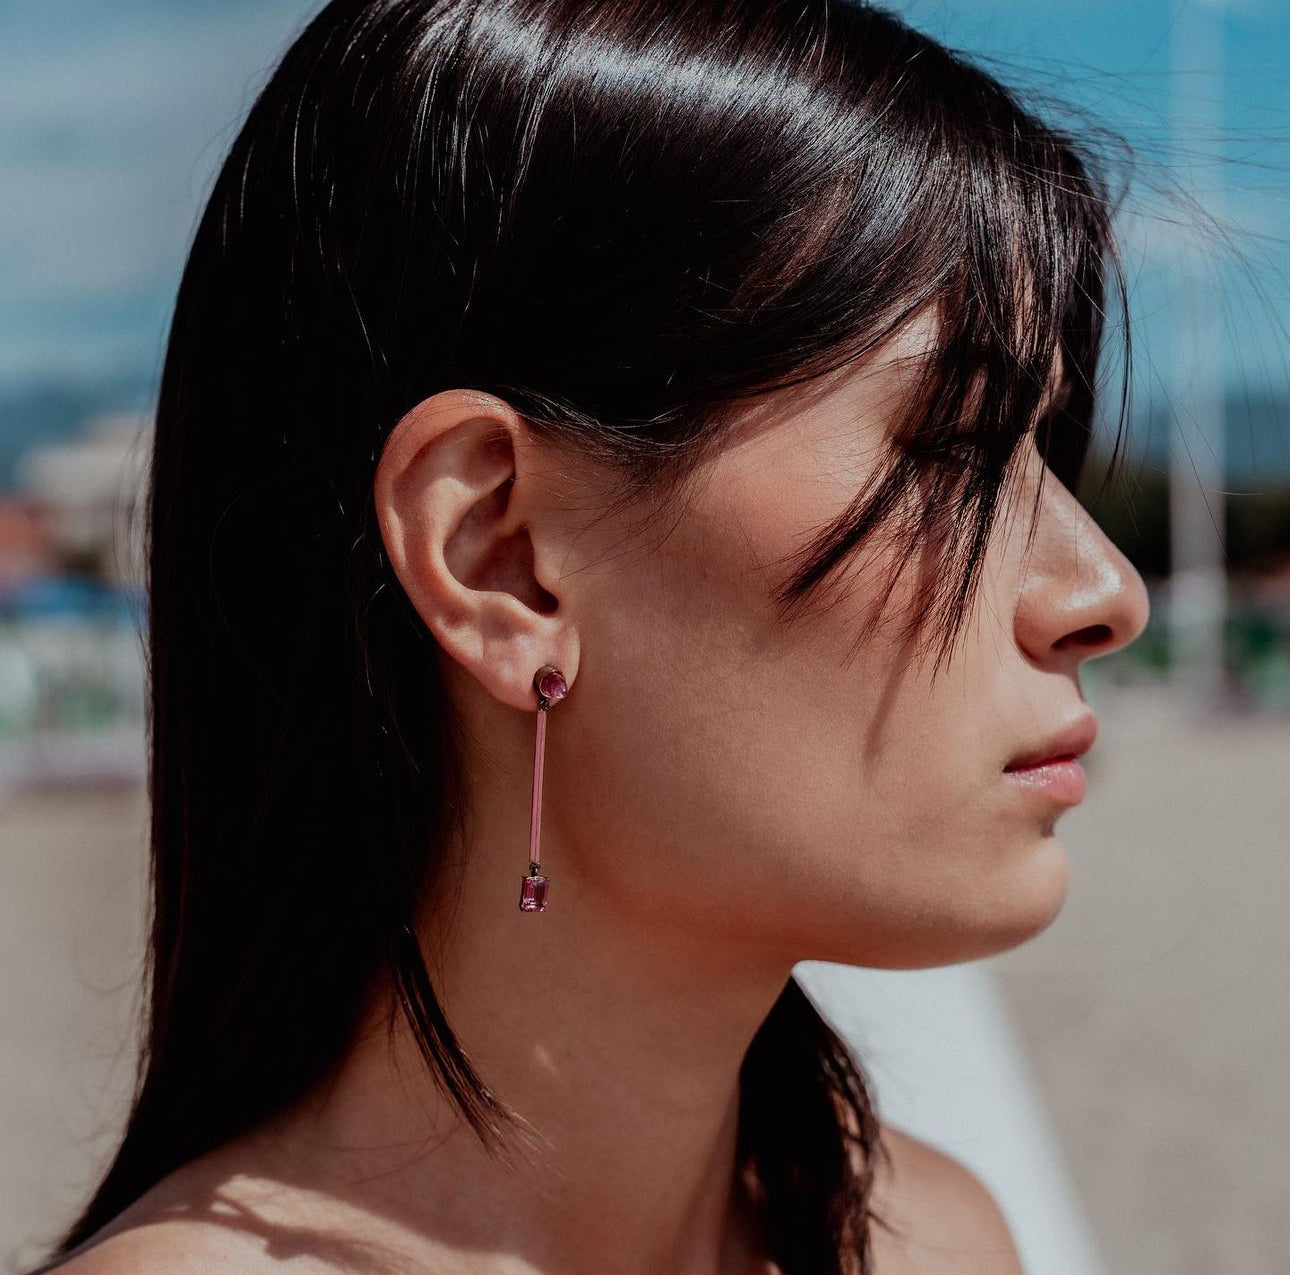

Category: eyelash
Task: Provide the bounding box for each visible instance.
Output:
[905,433,994,464]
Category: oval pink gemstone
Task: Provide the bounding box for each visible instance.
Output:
[537,668,568,703]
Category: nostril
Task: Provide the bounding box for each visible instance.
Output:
[1056,623,1113,652]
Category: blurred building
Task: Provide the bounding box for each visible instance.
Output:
[11,412,151,590]
[0,495,58,588]
[0,413,151,788]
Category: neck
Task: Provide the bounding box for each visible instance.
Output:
[256,815,795,1275]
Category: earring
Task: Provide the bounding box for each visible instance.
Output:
[519,662,569,913]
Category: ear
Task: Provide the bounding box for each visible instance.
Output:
[373,388,580,712]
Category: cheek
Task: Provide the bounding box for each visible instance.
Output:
[550,472,922,944]
[553,451,1068,965]
[551,501,850,929]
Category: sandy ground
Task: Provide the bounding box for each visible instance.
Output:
[991,685,1290,1275]
[1,683,1287,1274]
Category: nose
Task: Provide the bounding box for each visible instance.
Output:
[1012,464,1152,671]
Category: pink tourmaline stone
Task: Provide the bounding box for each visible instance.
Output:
[536,668,568,703]
[519,873,550,912]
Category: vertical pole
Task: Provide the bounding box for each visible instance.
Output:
[1168,0,1229,705]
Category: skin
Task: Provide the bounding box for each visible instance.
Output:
[51,310,1149,1274]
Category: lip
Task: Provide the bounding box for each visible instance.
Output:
[1003,712,1097,806]
[1003,757,1087,805]
[1005,712,1098,771]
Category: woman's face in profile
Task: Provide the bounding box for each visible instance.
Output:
[536,309,1151,971]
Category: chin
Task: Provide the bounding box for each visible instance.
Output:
[817,835,1072,970]
[973,832,1072,959]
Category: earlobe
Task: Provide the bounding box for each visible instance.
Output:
[372,389,580,712]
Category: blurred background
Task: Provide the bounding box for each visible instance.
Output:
[1,1,1287,1272]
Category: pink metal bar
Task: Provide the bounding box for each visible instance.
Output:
[528,705,548,869]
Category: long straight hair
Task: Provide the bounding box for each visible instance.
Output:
[42,2,1130,1271]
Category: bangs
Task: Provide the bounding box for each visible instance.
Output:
[757,38,1128,678]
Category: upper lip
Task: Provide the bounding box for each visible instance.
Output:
[1005,712,1098,771]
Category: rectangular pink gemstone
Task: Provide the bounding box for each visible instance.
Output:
[519,873,549,912]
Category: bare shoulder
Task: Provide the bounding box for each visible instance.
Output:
[866,1122,1024,1274]
[36,1221,266,1275]
[35,1153,338,1275]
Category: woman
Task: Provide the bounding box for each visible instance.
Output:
[36,0,1150,1271]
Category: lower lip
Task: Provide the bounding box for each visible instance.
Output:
[1003,757,1087,805]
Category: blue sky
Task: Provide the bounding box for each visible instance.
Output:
[0,0,1286,405]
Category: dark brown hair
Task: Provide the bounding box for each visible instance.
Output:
[41,2,1130,1271]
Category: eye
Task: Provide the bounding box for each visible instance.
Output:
[1034,413,1051,457]
[907,431,995,466]
[1034,377,1074,455]
[1032,409,1089,494]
